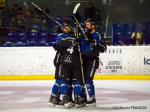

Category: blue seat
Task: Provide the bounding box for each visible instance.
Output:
[144,36,150,44]
[38,32,49,46]
[112,23,122,45]
[16,32,27,46]
[143,22,150,44]
[27,32,38,46]
[48,33,57,46]
[113,32,123,45]
[123,23,133,33]
[135,23,143,32]
[122,23,134,45]
[3,32,16,46]
[112,23,122,34]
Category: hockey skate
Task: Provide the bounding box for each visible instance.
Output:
[59,95,74,109]
[74,96,86,108]
[48,95,63,108]
[86,98,96,107]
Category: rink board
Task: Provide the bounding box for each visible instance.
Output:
[0,75,150,80]
[0,46,150,80]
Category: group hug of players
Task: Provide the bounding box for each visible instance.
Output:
[48,18,107,108]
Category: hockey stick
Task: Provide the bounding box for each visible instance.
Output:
[73,3,88,40]
[31,2,63,27]
[103,0,112,38]
[73,3,89,99]
[32,2,73,33]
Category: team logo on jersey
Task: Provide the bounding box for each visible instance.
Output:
[64,55,72,63]
[67,47,74,54]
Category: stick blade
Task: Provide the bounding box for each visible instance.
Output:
[73,3,80,14]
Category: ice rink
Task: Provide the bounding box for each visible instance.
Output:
[0,80,150,112]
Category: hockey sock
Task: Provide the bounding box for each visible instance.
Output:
[60,80,69,97]
[67,81,73,101]
[51,79,61,98]
[86,80,95,98]
[80,85,86,100]
[73,80,82,97]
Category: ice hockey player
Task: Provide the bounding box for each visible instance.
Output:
[80,19,106,107]
[48,22,86,108]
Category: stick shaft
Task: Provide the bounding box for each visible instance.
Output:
[104,0,112,38]
[73,15,88,40]
[32,2,62,27]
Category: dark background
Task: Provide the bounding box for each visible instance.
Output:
[5,0,150,23]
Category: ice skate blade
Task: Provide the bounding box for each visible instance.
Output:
[86,103,97,107]
[75,103,86,108]
[48,102,65,108]
[62,102,75,109]
[48,102,55,107]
